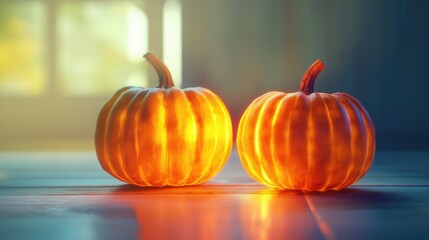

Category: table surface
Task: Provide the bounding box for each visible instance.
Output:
[0,150,429,240]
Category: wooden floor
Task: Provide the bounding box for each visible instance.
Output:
[0,150,428,240]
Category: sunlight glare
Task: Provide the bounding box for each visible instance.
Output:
[163,0,182,87]
[127,4,148,62]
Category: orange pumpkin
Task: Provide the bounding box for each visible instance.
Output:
[95,52,232,187]
[237,60,375,191]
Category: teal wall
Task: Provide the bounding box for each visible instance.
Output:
[182,0,429,150]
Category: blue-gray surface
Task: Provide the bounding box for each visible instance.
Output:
[0,150,428,240]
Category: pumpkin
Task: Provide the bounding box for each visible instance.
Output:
[95,52,232,187]
[236,60,375,191]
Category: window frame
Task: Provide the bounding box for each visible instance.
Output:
[0,0,168,150]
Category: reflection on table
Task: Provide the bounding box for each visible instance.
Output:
[0,151,428,240]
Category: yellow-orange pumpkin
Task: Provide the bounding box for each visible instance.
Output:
[95,52,232,187]
[237,60,375,191]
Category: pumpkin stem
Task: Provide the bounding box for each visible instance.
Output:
[299,59,326,95]
[144,52,175,88]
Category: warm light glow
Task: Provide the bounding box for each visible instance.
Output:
[0,2,46,95]
[241,190,317,240]
[304,194,335,240]
[236,60,376,191]
[253,94,281,187]
[110,190,235,240]
[58,1,150,94]
[126,71,148,87]
[95,53,232,187]
[127,4,148,62]
[162,0,182,87]
[258,194,273,240]
[126,4,148,87]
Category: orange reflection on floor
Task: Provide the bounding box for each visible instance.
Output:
[107,184,341,240]
[304,194,336,240]
[240,189,324,240]
[108,184,258,240]
[133,194,234,240]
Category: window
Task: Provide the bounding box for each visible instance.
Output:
[0,1,47,95]
[0,0,182,150]
[58,1,150,95]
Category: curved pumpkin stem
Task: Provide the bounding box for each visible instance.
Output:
[299,59,326,95]
[144,52,175,88]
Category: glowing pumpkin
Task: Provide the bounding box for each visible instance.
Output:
[237,60,375,191]
[95,52,232,187]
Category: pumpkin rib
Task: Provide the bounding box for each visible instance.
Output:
[198,89,221,183]
[181,89,211,185]
[164,88,173,185]
[251,93,280,186]
[114,89,143,185]
[181,89,202,185]
[304,93,317,190]
[207,88,233,176]
[319,94,335,191]
[342,94,375,175]
[186,89,220,185]
[238,93,274,185]
[269,94,288,188]
[320,94,352,190]
[306,93,332,190]
[179,89,201,185]
[349,98,371,185]
[128,89,161,186]
[277,93,301,189]
[143,89,169,186]
[120,89,146,186]
[194,88,232,184]
[340,95,364,190]
[330,94,355,190]
[287,93,310,189]
[124,89,152,186]
[210,88,234,161]
[302,94,315,190]
[255,93,284,187]
[179,88,199,185]
[164,87,196,186]
[105,90,139,184]
[268,93,291,188]
[130,89,152,186]
[102,90,127,182]
[335,94,369,187]
[95,86,133,181]
[161,89,169,185]
[339,94,375,184]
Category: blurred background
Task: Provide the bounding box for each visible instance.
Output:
[0,0,428,151]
